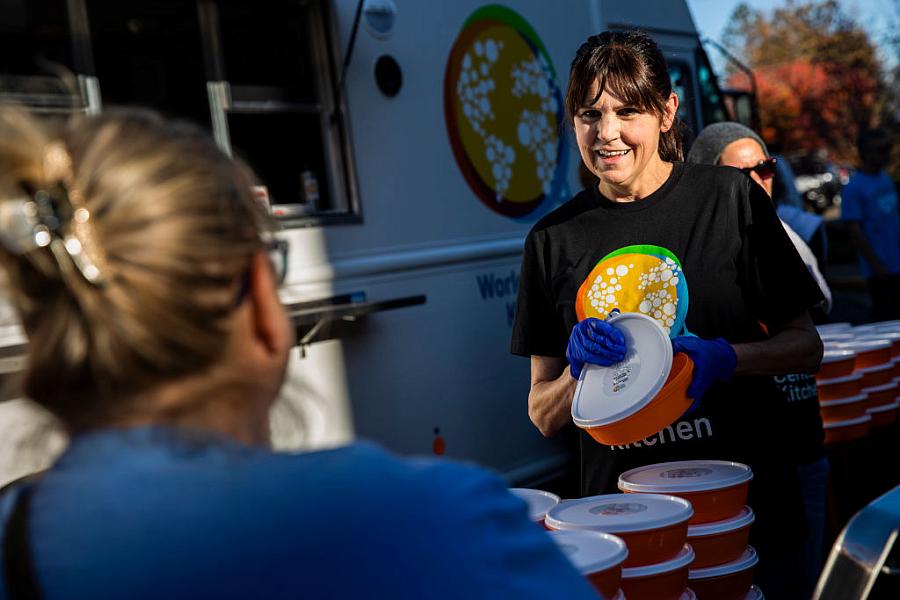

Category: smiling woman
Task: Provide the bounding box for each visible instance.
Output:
[511,29,825,600]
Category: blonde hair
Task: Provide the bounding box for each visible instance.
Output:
[0,106,273,429]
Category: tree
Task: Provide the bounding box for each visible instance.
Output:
[722,0,887,166]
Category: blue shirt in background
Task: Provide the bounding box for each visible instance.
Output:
[841,170,900,277]
[0,427,594,599]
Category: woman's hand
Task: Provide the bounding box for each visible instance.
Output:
[566,318,627,380]
[671,336,737,412]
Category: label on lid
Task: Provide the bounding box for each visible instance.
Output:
[545,493,693,533]
[618,460,752,493]
[572,313,673,427]
[509,488,559,521]
[621,544,695,578]
[689,546,758,580]
[548,530,628,575]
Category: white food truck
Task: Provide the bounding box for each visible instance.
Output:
[0,0,735,485]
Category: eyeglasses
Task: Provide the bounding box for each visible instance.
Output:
[740,157,777,180]
[233,238,289,307]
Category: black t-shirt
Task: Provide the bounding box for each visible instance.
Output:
[511,162,824,551]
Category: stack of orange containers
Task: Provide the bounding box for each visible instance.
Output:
[618,461,760,600]
[818,322,900,440]
[545,493,694,600]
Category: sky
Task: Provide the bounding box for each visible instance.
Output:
[685,0,896,71]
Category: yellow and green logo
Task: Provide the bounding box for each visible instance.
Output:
[444,5,568,220]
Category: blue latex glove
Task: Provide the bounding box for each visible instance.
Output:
[566,318,627,380]
[671,336,737,413]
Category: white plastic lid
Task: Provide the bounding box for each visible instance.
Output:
[548,529,629,575]
[544,493,693,533]
[689,546,758,580]
[816,322,852,332]
[823,414,872,429]
[868,401,899,415]
[861,382,898,394]
[820,349,855,364]
[621,544,695,578]
[618,460,753,494]
[681,589,698,600]
[687,506,755,538]
[745,585,765,600]
[611,590,626,600]
[819,332,855,342]
[572,312,673,428]
[856,331,900,342]
[816,372,862,386]
[509,488,560,522]
[819,393,867,408]
[837,339,892,352]
[858,363,894,375]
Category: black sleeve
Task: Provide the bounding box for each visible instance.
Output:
[737,182,825,325]
[510,230,568,357]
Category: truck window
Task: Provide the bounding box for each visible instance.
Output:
[205,0,357,225]
[84,0,211,130]
[0,0,86,114]
[694,48,728,126]
[668,60,697,145]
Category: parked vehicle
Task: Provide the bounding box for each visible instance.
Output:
[1,0,733,484]
[787,152,845,214]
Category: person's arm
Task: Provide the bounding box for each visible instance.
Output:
[732,311,823,376]
[527,356,576,437]
[846,222,889,276]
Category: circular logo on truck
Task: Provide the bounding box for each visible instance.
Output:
[444,5,567,220]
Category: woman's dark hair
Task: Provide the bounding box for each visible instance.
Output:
[566,30,683,161]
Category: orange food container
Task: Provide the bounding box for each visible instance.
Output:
[548,530,628,599]
[858,363,894,388]
[816,349,856,379]
[509,488,560,527]
[618,460,753,524]
[572,313,695,446]
[688,546,757,600]
[544,493,693,567]
[687,507,755,568]
[815,372,863,400]
[861,382,898,409]
[837,340,892,369]
[855,331,900,358]
[823,414,871,445]
[819,393,868,423]
[620,544,694,600]
[868,401,898,428]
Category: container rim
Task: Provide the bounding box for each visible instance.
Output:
[689,546,758,579]
[544,493,693,533]
[819,393,868,407]
[548,529,629,575]
[622,544,695,578]
[823,414,872,428]
[687,506,755,537]
[618,460,753,493]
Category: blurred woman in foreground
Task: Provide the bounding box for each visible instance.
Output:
[0,107,593,599]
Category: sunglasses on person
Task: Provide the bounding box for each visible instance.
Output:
[740,157,777,180]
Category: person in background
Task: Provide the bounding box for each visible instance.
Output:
[511,30,823,600]
[842,128,900,321]
[688,122,830,596]
[0,107,596,599]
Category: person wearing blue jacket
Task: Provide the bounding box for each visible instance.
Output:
[0,107,594,599]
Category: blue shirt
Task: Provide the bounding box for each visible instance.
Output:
[0,427,594,599]
[841,171,900,277]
